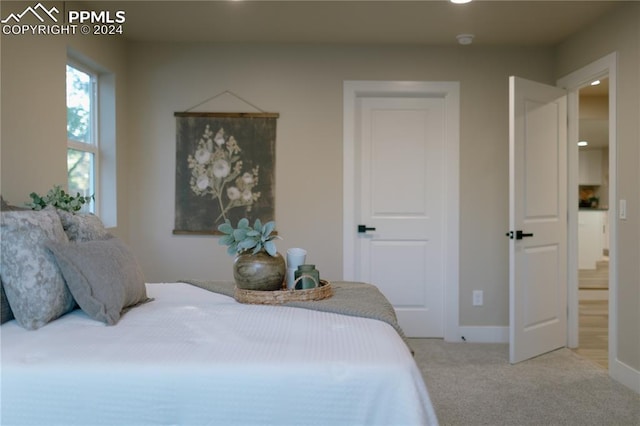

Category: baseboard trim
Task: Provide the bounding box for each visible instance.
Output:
[454,326,509,343]
[610,358,640,394]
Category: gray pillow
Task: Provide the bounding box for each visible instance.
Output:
[0,198,21,323]
[45,237,152,325]
[1,197,26,324]
[55,209,111,242]
[1,280,15,324]
[0,209,76,329]
[1,199,28,324]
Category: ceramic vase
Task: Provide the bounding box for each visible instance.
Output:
[233,251,286,291]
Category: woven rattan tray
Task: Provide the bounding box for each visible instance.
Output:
[234,279,333,305]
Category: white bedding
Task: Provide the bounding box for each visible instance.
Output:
[1,283,438,425]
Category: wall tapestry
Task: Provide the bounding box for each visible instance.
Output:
[173,112,279,235]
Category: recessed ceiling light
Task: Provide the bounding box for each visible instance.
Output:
[456,34,475,45]
[450,0,473,3]
[591,80,601,86]
[578,141,588,147]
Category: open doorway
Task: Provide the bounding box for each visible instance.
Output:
[575,77,609,369]
[559,52,620,385]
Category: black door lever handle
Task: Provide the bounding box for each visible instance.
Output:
[358,225,376,233]
[516,230,533,239]
[506,230,534,240]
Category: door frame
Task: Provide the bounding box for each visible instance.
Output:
[342,80,460,341]
[557,53,618,371]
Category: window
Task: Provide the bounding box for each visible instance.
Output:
[66,62,98,212]
[67,64,99,212]
[66,50,117,227]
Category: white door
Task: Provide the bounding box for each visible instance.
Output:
[509,76,568,363]
[355,96,445,337]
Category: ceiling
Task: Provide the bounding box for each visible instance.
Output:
[87,0,621,46]
[580,77,609,96]
[83,0,615,148]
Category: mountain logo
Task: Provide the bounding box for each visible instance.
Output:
[1,2,59,24]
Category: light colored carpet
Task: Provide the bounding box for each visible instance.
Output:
[409,339,640,426]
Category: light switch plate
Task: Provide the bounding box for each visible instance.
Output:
[473,290,483,306]
[620,199,627,220]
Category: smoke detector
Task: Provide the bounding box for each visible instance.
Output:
[456,34,475,45]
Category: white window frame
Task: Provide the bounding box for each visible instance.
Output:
[66,60,100,214]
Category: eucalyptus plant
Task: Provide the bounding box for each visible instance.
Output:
[218,218,281,257]
[26,185,93,212]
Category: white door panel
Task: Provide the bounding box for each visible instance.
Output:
[369,241,427,306]
[509,76,567,363]
[344,81,459,341]
[358,97,444,337]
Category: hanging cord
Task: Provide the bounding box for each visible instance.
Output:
[184,90,266,113]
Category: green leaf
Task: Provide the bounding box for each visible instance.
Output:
[218,234,235,246]
[25,185,93,212]
[262,221,276,237]
[233,228,248,241]
[264,240,277,257]
[217,221,234,234]
[238,238,257,250]
[216,217,281,257]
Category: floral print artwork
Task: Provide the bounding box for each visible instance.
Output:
[187,125,261,223]
[174,114,277,234]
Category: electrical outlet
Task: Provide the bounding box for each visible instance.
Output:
[473,290,483,306]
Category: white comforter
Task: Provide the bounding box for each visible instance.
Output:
[1,283,438,425]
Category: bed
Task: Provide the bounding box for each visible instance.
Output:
[0,205,438,425]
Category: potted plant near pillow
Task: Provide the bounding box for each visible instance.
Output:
[26,185,93,212]
[218,218,285,291]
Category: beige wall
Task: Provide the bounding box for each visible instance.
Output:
[1,33,554,327]
[0,3,130,238]
[125,43,554,329]
[556,2,640,372]
[1,34,67,201]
